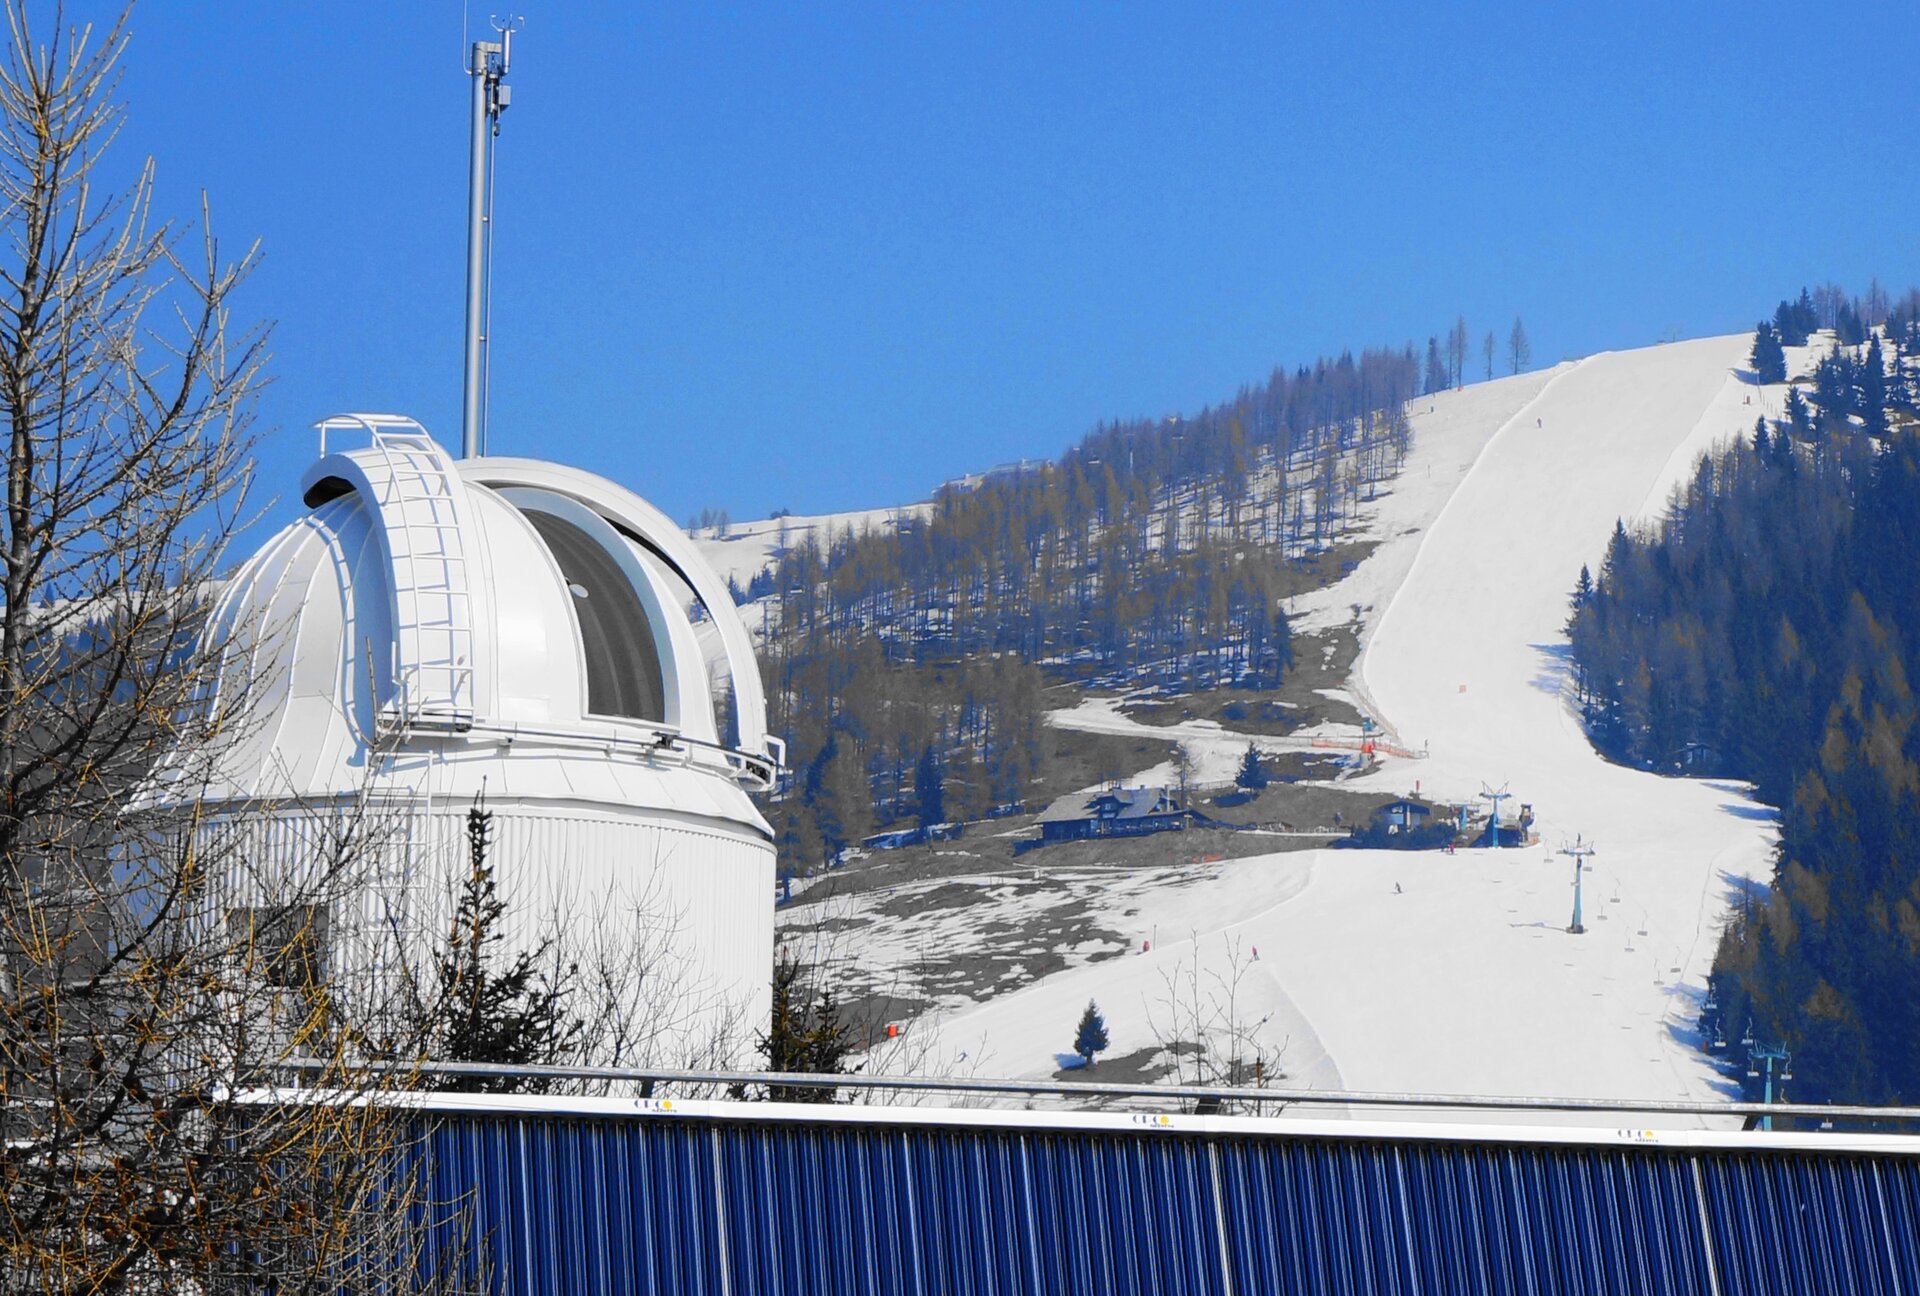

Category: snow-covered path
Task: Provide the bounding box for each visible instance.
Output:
[917,337,1778,1122]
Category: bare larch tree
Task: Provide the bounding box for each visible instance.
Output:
[0,6,465,1291]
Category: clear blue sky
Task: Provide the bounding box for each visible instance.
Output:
[107,2,1917,536]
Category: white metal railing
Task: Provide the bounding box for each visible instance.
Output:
[269,1057,1920,1135]
[443,716,781,791]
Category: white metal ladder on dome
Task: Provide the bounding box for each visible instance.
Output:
[367,426,476,732]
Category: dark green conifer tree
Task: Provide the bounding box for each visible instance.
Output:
[427,807,582,1091]
[1424,336,1446,396]
[1072,999,1110,1066]
[1599,519,1631,586]
[1750,322,1787,383]
[1264,606,1294,689]
[758,948,858,1102]
[1566,563,1595,634]
[915,743,946,828]
[1773,298,1809,347]
[1786,388,1815,441]
[1791,288,1818,341]
[1235,743,1270,791]
[1837,301,1868,345]
[1862,335,1889,437]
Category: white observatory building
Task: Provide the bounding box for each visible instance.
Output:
[189,415,782,1063]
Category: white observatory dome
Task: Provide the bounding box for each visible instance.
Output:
[187,416,782,1063]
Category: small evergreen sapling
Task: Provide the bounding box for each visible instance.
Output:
[757,947,858,1102]
[1073,999,1110,1067]
[428,805,583,1091]
[1236,743,1270,792]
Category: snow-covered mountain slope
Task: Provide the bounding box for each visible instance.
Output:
[910,335,1781,1124]
[1046,365,1569,787]
[1288,363,1567,639]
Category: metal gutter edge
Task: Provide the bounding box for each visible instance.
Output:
[224,1087,1920,1157]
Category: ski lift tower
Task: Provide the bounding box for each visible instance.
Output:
[1476,782,1510,847]
[1743,1024,1793,1131]
[1558,835,1596,934]
[462,16,519,459]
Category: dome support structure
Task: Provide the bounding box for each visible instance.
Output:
[184,416,784,1063]
[293,415,783,791]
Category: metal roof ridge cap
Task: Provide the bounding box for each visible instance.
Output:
[227,1087,1920,1155]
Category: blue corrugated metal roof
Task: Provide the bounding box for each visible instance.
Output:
[361,1098,1920,1294]
[1696,1149,1920,1295]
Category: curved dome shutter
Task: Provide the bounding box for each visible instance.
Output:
[521,510,666,722]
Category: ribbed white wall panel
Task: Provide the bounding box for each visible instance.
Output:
[208,803,773,1067]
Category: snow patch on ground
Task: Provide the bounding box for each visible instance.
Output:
[1046,696,1337,792]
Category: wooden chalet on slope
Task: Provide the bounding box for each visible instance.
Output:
[1034,786,1186,844]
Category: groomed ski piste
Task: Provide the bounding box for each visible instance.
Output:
[895,333,1792,1125]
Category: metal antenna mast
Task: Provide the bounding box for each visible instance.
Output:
[462,17,518,459]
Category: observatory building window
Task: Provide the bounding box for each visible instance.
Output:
[229,905,328,991]
[522,510,666,722]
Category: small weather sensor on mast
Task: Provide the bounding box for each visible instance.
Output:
[461,14,520,459]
